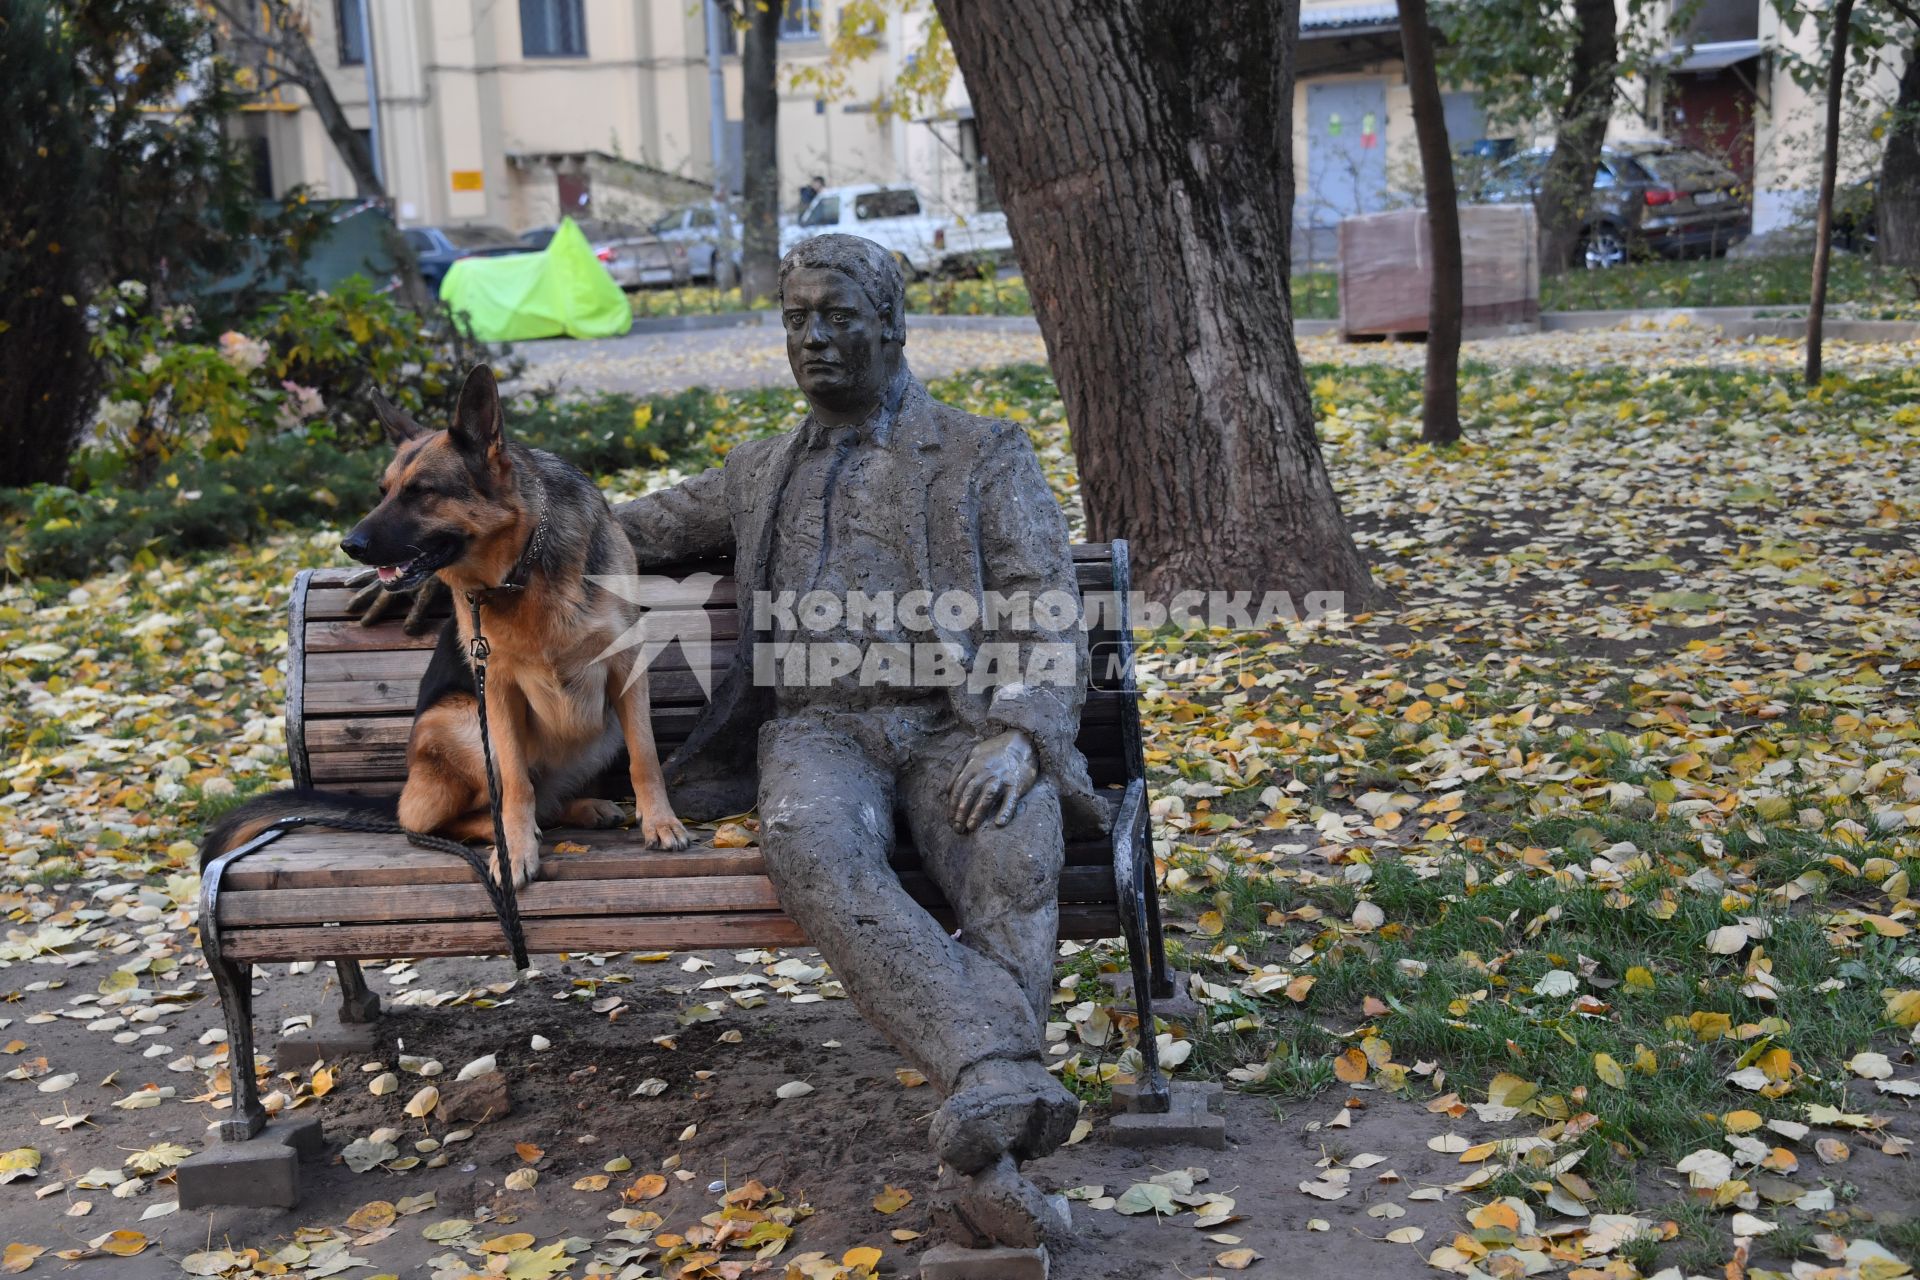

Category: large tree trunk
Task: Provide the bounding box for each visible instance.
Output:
[1396,0,1461,445]
[739,1,782,305]
[1537,0,1617,275]
[933,0,1377,606]
[1879,36,1920,269]
[1808,0,1856,386]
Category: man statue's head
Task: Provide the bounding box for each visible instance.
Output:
[779,234,907,421]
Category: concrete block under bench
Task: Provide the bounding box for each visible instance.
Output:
[175,1115,324,1210]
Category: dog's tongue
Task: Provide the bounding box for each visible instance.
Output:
[377,561,410,583]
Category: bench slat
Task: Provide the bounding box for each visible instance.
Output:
[219,904,1126,962]
[220,828,1125,890]
[216,865,1116,927]
[304,611,741,654]
[298,551,1119,620]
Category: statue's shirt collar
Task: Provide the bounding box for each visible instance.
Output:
[802,403,896,451]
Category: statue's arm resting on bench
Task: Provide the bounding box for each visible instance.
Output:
[972,424,1091,805]
[610,465,735,568]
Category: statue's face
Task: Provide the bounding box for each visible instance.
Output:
[781,267,890,413]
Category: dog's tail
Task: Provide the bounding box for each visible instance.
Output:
[198,789,400,869]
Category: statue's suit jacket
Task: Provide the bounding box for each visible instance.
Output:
[612,373,1105,834]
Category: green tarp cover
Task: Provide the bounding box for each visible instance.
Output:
[439,217,632,342]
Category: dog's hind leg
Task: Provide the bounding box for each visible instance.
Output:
[399,698,485,836]
[536,720,627,832]
[559,797,626,828]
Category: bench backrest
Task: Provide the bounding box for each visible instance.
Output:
[286,542,1145,799]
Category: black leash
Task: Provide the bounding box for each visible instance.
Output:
[460,589,529,969]
[445,483,549,972]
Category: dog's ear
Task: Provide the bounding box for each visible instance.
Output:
[450,364,504,459]
[370,390,426,445]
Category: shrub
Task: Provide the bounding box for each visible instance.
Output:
[72,281,507,489]
[3,387,722,582]
[0,0,256,487]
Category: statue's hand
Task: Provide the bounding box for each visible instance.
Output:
[343,569,450,636]
[947,730,1039,834]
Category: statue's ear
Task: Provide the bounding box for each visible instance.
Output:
[450,364,504,459]
[370,390,426,445]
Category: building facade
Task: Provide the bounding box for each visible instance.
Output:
[235,0,1886,246]
[233,0,993,233]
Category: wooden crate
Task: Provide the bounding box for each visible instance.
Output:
[1336,204,1540,339]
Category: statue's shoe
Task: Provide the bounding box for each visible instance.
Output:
[930,1057,1079,1175]
[931,1154,1070,1250]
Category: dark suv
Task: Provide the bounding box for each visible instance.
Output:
[1483,141,1750,268]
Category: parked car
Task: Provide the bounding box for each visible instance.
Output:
[781,184,1014,278]
[516,219,685,290]
[1484,141,1750,268]
[649,201,743,285]
[402,225,531,292]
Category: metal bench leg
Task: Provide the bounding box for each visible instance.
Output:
[198,834,287,1143]
[210,951,267,1142]
[333,959,380,1024]
[1111,780,1170,1114]
[1143,838,1174,1001]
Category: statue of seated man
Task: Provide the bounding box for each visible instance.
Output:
[616,235,1100,1246]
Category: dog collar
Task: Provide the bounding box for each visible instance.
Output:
[467,478,549,607]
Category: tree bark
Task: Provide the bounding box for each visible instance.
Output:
[1879,35,1920,268]
[1396,0,1462,445]
[739,0,782,305]
[1537,0,1616,275]
[1808,0,1856,387]
[932,0,1377,607]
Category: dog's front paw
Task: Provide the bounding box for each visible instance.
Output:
[506,845,541,889]
[641,812,690,851]
[490,821,543,889]
[485,845,540,891]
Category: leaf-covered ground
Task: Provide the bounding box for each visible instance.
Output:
[1,329,1917,1279]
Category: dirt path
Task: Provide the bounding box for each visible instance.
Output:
[2,947,1492,1280]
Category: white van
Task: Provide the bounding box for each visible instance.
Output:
[781,184,1014,278]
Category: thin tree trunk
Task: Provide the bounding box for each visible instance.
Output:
[739,1,782,305]
[214,1,431,305]
[1879,36,1920,268]
[934,0,1377,606]
[214,0,381,195]
[1809,0,1856,387]
[284,36,383,197]
[1396,0,1461,445]
[1537,0,1617,275]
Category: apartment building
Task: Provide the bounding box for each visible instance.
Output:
[231,0,994,232]
[230,0,1882,246]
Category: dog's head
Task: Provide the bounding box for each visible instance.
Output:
[340,364,521,592]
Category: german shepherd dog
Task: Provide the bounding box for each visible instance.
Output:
[200,365,689,885]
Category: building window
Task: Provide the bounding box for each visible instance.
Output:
[247,134,274,197]
[335,0,365,65]
[521,0,587,58]
[781,0,821,40]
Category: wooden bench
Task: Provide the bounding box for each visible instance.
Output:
[194,541,1170,1190]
